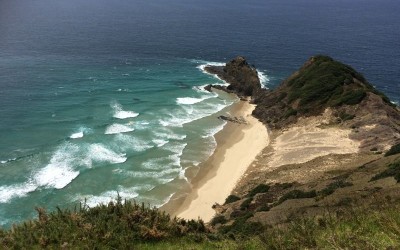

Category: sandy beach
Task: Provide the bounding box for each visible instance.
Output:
[164,102,361,222]
[170,100,269,222]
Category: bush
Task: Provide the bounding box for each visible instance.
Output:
[338,112,355,121]
[385,143,400,157]
[283,108,298,118]
[219,212,262,237]
[332,90,366,106]
[257,204,271,212]
[318,180,353,198]
[210,215,227,226]
[0,197,208,248]
[240,198,253,210]
[370,160,400,183]
[224,195,241,204]
[277,190,317,205]
[248,184,270,197]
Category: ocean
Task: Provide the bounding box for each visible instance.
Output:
[0,0,399,227]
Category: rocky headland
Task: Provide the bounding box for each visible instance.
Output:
[204,55,400,228]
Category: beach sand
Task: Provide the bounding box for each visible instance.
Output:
[168,100,269,222]
[163,104,361,222]
[267,112,360,170]
[234,108,362,195]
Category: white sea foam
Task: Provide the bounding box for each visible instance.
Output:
[133,121,150,130]
[0,142,128,203]
[70,131,84,139]
[129,168,181,179]
[159,102,228,127]
[153,129,186,141]
[176,97,204,105]
[202,121,227,138]
[0,158,17,164]
[192,84,221,94]
[33,143,81,189]
[0,182,37,203]
[257,70,270,87]
[105,124,134,135]
[152,139,169,147]
[74,186,143,208]
[165,142,187,156]
[195,61,229,85]
[156,193,176,208]
[88,144,127,164]
[34,163,80,189]
[111,102,139,119]
[113,134,154,152]
[69,127,92,139]
[196,61,225,73]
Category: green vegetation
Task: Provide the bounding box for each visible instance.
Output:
[259,203,400,249]
[370,160,400,183]
[219,212,263,238]
[224,195,241,204]
[283,107,298,118]
[0,197,208,249]
[2,196,400,249]
[277,189,317,205]
[318,180,353,198]
[338,111,355,121]
[247,184,270,197]
[385,143,400,157]
[240,198,253,210]
[284,55,391,114]
[210,215,227,226]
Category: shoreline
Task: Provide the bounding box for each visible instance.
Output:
[161,98,269,222]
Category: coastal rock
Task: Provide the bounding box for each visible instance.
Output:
[217,115,247,124]
[204,56,262,97]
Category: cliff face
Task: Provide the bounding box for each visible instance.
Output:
[205,56,262,97]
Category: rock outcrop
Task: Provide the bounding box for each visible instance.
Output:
[204,56,263,97]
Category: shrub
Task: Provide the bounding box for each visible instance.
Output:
[277,190,317,205]
[219,212,262,237]
[240,198,253,210]
[224,195,241,204]
[0,197,208,248]
[257,204,271,212]
[210,215,227,226]
[283,108,298,118]
[385,143,400,157]
[370,160,400,183]
[318,180,353,198]
[338,112,355,121]
[248,184,270,197]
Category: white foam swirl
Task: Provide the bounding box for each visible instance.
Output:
[112,102,139,119]
[105,124,134,135]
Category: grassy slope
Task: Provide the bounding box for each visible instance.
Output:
[1,198,400,249]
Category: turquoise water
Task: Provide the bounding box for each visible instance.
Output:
[1,0,399,227]
[0,57,253,226]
